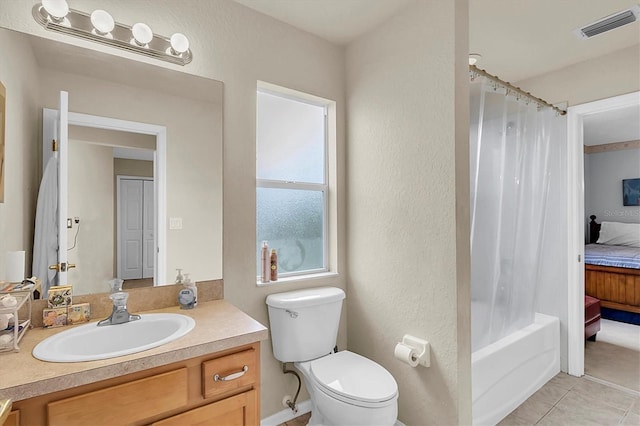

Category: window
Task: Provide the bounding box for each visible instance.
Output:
[256,86,330,279]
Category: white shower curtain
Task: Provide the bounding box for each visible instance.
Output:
[470,77,565,352]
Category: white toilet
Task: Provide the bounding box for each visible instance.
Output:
[266,287,398,426]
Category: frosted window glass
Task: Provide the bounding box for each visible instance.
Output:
[257,92,325,183]
[257,188,324,275]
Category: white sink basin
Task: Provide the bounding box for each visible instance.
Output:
[33,313,195,363]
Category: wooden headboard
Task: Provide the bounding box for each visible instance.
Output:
[589,215,601,244]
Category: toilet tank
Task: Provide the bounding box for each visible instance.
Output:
[266,287,345,363]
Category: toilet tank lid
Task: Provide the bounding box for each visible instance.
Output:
[266,287,345,309]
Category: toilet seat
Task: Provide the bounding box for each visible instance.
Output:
[308,351,398,407]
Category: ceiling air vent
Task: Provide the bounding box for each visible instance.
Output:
[574,5,640,39]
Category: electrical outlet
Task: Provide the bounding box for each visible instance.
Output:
[169,217,183,230]
[74,217,80,224]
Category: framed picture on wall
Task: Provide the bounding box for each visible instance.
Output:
[622,178,640,206]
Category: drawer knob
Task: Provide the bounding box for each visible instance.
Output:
[214,365,249,382]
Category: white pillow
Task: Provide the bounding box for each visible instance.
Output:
[596,221,640,248]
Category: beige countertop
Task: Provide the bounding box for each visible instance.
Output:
[0,299,268,402]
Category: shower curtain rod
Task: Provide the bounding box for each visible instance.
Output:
[470,65,567,116]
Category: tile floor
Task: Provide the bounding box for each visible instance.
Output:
[584,319,640,392]
[280,411,311,426]
[498,372,639,425]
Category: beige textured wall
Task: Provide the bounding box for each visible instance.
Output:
[346,1,471,424]
[67,141,114,294]
[0,0,345,418]
[0,28,39,281]
[517,45,640,106]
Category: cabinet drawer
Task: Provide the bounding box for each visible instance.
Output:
[48,368,188,426]
[152,390,257,426]
[202,348,257,399]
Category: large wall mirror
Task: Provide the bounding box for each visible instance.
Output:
[0,80,4,203]
[5,28,223,296]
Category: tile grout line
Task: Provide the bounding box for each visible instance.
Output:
[584,374,640,397]
[534,387,572,425]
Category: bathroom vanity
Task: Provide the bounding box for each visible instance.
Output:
[0,300,267,425]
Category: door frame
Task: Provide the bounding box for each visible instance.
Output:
[566,91,640,376]
[43,109,167,286]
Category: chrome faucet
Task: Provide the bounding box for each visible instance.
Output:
[97,291,141,326]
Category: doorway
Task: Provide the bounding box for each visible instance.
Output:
[567,91,640,379]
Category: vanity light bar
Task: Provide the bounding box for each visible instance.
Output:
[32,3,193,66]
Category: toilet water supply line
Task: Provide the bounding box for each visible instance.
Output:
[282,363,301,413]
[282,346,337,412]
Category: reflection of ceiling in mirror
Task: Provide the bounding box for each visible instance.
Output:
[69,126,156,150]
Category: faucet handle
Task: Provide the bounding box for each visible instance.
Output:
[107,278,124,293]
[109,291,129,308]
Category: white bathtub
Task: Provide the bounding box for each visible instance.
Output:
[472,312,560,425]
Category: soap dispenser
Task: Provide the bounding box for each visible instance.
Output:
[178,273,196,309]
[184,273,197,307]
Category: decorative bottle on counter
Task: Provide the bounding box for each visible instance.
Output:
[261,241,270,283]
[270,249,278,281]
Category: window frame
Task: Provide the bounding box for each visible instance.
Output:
[256,87,330,280]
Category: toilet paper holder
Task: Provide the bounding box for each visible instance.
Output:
[401,334,430,368]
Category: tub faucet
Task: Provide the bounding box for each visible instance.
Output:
[97,291,141,326]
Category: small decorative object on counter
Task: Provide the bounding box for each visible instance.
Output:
[67,303,91,325]
[47,285,72,308]
[43,307,67,328]
[261,241,270,283]
[270,249,278,281]
[1,287,35,352]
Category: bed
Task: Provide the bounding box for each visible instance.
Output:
[585,216,640,314]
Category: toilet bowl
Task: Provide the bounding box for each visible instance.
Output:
[265,287,399,426]
[295,350,398,426]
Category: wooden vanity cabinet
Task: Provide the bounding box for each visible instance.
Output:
[11,342,260,426]
[1,411,19,426]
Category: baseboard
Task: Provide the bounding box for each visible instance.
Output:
[260,399,405,426]
[261,399,312,426]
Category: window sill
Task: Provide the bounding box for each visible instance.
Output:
[256,271,339,287]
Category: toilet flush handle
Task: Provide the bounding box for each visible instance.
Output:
[286,309,298,319]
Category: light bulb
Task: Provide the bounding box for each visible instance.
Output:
[42,0,69,19]
[90,10,115,35]
[170,33,190,54]
[132,22,153,46]
[469,53,482,66]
